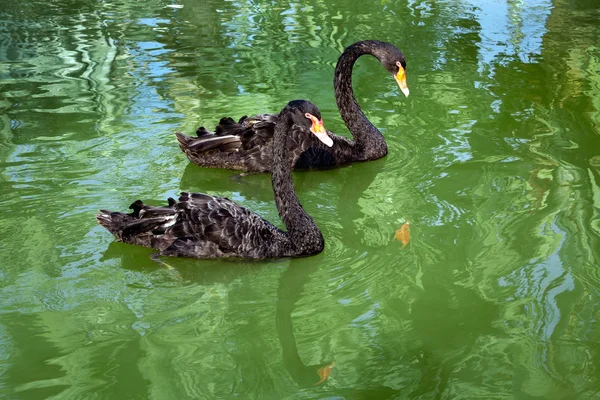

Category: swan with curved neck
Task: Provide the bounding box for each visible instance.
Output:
[334,40,408,162]
[97,100,331,259]
[175,40,408,172]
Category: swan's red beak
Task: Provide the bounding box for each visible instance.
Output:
[305,113,333,147]
[394,64,409,97]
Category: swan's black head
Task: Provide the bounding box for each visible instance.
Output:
[367,41,410,97]
[286,100,321,125]
[283,100,333,147]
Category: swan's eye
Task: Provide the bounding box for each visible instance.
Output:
[305,113,311,119]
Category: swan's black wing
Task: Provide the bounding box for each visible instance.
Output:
[238,113,278,150]
[174,113,277,172]
[175,113,338,171]
[96,193,291,259]
[175,112,353,171]
[164,192,290,258]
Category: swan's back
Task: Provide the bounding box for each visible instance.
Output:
[175,113,354,171]
[97,192,291,259]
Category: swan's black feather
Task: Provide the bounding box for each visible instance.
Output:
[97,192,290,259]
[177,132,241,153]
[177,120,344,173]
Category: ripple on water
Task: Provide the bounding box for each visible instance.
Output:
[2,0,600,397]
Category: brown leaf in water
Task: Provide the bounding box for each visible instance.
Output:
[395,222,410,248]
[315,361,335,386]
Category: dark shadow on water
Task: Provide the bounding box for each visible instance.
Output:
[406,284,503,399]
[178,157,383,201]
[275,258,330,387]
[101,240,401,397]
[334,158,387,248]
[276,258,403,398]
[179,162,274,202]
[100,240,282,285]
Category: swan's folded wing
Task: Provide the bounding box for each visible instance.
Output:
[176,113,277,154]
[169,192,282,256]
[241,113,278,128]
[205,113,278,151]
[239,113,278,150]
[215,117,247,136]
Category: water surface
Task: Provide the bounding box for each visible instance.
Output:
[1,0,600,398]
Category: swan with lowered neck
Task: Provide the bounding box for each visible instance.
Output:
[175,40,409,172]
[97,101,332,259]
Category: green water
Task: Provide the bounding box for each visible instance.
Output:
[1,0,600,398]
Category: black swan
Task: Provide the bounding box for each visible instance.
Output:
[175,40,408,172]
[96,100,332,259]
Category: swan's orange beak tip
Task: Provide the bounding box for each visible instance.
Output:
[306,114,334,147]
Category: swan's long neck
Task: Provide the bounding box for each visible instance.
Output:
[272,117,324,255]
[334,41,387,160]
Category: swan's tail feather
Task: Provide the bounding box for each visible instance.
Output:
[97,198,178,247]
[175,131,193,149]
[175,131,241,153]
[96,211,133,239]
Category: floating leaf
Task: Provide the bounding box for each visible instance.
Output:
[315,361,335,386]
[395,222,410,248]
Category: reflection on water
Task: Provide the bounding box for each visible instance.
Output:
[1,0,600,398]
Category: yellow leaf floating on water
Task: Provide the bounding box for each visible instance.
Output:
[315,361,335,386]
[395,222,410,248]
